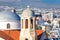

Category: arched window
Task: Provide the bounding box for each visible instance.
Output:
[7,23,10,29]
[30,18,33,29]
[25,19,28,28]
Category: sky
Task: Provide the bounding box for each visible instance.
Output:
[0,0,60,9]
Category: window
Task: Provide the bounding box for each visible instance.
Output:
[56,26,58,28]
[30,18,33,29]
[25,38,28,40]
[7,23,10,29]
[22,19,23,28]
[59,21,60,28]
[25,19,28,28]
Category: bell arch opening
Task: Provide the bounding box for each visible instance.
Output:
[25,38,28,40]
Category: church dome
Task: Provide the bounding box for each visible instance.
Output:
[0,10,20,30]
[21,7,33,18]
[0,11,20,21]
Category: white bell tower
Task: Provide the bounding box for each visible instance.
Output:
[20,7,36,40]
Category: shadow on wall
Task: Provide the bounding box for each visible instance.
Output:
[38,33,42,40]
[0,30,14,40]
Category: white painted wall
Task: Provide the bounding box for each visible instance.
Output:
[0,21,20,30]
[0,37,5,40]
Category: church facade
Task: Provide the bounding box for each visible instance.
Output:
[0,7,43,40]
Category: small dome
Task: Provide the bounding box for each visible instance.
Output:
[0,11,20,21]
[21,7,33,17]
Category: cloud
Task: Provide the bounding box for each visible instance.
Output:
[0,0,20,2]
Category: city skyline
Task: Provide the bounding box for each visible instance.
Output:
[0,0,60,9]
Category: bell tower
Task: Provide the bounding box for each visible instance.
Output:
[20,7,36,40]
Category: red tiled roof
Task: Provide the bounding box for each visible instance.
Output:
[36,30,43,36]
[0,30,43,40]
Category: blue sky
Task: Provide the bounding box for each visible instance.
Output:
[0,0,60,8]
[43,0,60,4]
